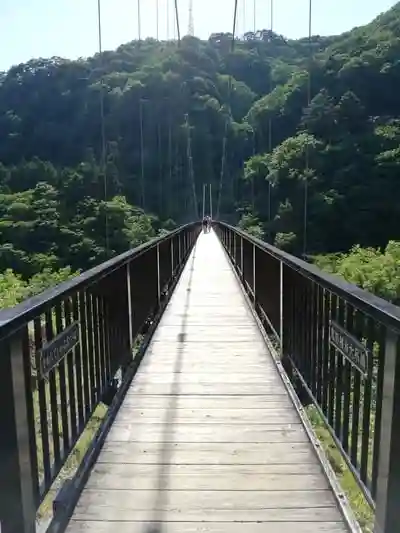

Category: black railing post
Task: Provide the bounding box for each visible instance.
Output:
[374,329,400,533]
[240,236,244,280]
[156,242,161,307]
[279,260,284,355]
[171,236,174,277]
[0,331,36,533]
[252,243,256,303]
[126,261,133,351]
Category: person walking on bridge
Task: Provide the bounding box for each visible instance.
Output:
[202,216,208,233]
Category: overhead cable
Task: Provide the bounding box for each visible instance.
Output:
[303,0,312,257]
[97,0,109,253]
[215,0,239,220]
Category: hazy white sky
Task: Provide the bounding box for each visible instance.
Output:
[0,0,397,71]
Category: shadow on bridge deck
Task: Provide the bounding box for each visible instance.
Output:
[65,230,355,533]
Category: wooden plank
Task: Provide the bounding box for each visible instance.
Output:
[137,361,275,369]
[73,489,338,521]
[85,464,328,491]
[127,383,287,395]
[67,522,348,533]
[66,231,350,531]
[135,368,277,376]
[98,441,319,465]
[121,395,293,409]
[151,334,264,342]
[113,408,299,424]
[74,487,337,510]
[133,374,282,384]
[140,355,276,364]
[107,423,307,443]
[143,344,274,356]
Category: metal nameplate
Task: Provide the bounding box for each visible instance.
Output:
[39,321,80,378]
[329,320,368,376]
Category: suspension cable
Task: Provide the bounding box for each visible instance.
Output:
[242,0,246,36]
[216,129,228,219]
[184,114,199,219]
[174,0,181,44]
[267,0,274,241]
[156,0,159,40]
[139,98,145,209]
[251,127,255,210]
[215,0,239,220]
[97,0,109,253]
[303,0,312,257]
[137,0,141,41]
[167,0,170,39]
[249,0,257,211]
[158,120,163,214]
[168,102,173,218]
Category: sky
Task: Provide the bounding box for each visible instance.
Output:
[0,0,398,71]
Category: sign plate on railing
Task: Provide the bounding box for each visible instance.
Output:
[39,321,80,378]
[329,320,369,376]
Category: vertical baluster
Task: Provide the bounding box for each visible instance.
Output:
[299,275,308,380]
[65,297,78,442]
[44,309,61,472]
[92,295,103,399]
[308,279,317,394]
[97,295,107,394]
[103,296,112,386]
[334,299,345,442]
[327,294,337,427]
[33,316,51,491]
[54,302,70,457]
[360,316,374,486]
[78,291,91,418]
[371,323,385,500]
[321,289,330,411]
[350,310,362,468]
[85,292,96,408]
[341,303,352,453]
[72,294,85,430]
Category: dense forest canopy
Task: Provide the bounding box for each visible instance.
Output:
[1,3,400,303]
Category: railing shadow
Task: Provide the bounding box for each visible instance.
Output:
[146,239,198,533]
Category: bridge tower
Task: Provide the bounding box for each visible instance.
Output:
[188,0,194,36]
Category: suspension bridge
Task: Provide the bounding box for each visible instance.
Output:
[1,223,399,533]
[0,2,399,533]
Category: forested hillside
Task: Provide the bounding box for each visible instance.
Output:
[1,3,400,302]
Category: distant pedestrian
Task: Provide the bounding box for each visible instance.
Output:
[202,216,208,233]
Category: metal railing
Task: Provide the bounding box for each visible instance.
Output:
[215,221,400,533]
[0,223,200,533]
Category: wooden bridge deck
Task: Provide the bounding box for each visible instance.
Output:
[66,230,350,533]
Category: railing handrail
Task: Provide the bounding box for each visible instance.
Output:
[0,222,198,338]
[218,221,400,332]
